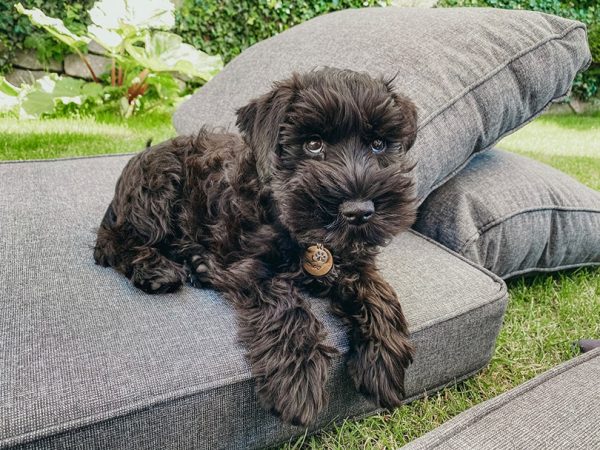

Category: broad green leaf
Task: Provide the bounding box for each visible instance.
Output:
[145,72,181,101]
[87,25,124,53]
[125,31,223,81]
[81,82,104,97]
[0,76,21,97]
[0,91,20,114]
[20,75,86,118]
[89,0,175,31]
[15,3,89,50]
[0,77,24,115]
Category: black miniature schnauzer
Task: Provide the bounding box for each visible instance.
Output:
[94,67,418,426]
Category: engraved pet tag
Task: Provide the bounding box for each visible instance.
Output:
[303,244,333,277]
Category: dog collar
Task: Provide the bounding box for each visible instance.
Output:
[303,243,333,277]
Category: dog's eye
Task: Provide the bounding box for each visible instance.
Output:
[370,139,386,154]
[303,137,324,154]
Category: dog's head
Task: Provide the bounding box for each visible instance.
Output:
[236,68,417,253]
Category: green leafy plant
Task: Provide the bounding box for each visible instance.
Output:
[0,73,103,118]
[13,0,223,117]
[0,77,22,114]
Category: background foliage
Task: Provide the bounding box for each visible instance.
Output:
[1,0,598,99]
[174,0,388,64]
[0,0,94,73]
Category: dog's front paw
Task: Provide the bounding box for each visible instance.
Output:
[348,336,414,409]
[254,342,336,427]
[131,256,187,294]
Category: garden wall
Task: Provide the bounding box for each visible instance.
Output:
[6,43,109,86]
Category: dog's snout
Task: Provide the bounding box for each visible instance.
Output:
[340,200,375,225]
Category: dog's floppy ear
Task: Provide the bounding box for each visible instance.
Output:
[392,93,418,152]
[236,77,297,183]
[382,75,418,152]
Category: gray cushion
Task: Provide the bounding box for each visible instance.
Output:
[414,149,600,279]
[0,154,507,449]
[173,7,591,204]
[403,348,600,449]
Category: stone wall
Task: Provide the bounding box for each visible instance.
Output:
[6,42,110,86]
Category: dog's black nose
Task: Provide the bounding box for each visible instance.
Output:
[340,200,375,225]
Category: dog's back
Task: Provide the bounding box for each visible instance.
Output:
[93,130,258,293]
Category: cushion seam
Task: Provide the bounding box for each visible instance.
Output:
[413,22,587,203]
[406,231,507,332]
[503,262,600,280]
[458,206,600,254]
[415,348,600,449]
[409,230,507,296]
[415,22,586,131]
[412,283,506,333]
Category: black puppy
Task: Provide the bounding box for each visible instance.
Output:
[94,68,418,426]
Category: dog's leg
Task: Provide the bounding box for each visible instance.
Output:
[334,265,414,409]
[95,211,187,294]
[240,277,337,426]
[210,259,337,426]
[94,147,188,294]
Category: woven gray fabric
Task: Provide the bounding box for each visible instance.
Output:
[403,348,600,449]
[414,149,600,279]
[0,154,507,449]
[173,7,591,204]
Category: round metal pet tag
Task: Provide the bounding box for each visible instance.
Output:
[303,244,333,277]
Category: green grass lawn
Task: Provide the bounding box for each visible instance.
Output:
[0,110,176,160]
[500,111,600,190]
[0,111,598,449]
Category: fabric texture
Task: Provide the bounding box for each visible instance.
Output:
[403,348,600,449]
[0,154,507,449]
[173,7,591,204]
[414,149,600,279]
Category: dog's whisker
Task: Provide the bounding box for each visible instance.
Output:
[324,216,342,231]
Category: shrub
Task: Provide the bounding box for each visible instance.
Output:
[176,0,389,64]
[589,21,600,63]
[437,0,600,100]
[0,1,94,73]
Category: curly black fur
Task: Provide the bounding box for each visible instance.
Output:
[94,68,418,426]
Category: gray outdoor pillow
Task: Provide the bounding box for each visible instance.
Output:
[173,7,591,204]
[413,149,600,279]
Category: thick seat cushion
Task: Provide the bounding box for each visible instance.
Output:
[173,7,591,204]
[0,155,507,449]
[403,348,600,449]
